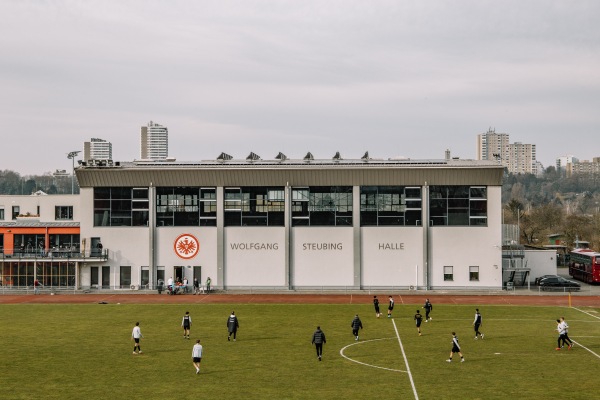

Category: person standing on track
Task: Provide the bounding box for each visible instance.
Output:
[182,311,192,339]
[132,322,143,354]
[351,314,363,341]
[312,326,326,361]
[373,296,381,318]
[473,309,484,339]
[414,310,423,336]
[387,295,394,318]
[423,298,433,322]
[446,332,464,363]
[192,339,203,375]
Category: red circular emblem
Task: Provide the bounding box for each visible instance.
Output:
[174,234,200,259]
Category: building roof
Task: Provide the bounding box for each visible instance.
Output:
[75,157,505,187]
[0,221,80,228]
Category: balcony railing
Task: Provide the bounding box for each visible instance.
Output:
[0,248,109,262]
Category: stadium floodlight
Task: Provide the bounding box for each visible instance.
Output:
[67,151,81,194]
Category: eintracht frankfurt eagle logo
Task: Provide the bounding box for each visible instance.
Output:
[174,234,200,259]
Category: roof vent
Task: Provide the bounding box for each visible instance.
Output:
[246,152,261,161]
[333,151,342,161]
[217,152,233,161]
[275,152,287,161]
[304,152,314,162]
[361,151,370,162]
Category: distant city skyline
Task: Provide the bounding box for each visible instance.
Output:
[1,1,599,175]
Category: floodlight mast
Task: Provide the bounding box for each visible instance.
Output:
[67,151,81,194]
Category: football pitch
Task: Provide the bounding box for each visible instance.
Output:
[1,302,599,400]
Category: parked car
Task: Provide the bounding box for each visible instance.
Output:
[538,276,581,291]
[534,274,560,285]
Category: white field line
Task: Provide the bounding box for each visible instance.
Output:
[339,338,407,373]
[392,319,419,400]
[569,307,600,360]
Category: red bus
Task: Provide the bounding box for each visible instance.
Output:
[569,248,600,284]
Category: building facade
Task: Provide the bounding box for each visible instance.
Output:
[477,128,509,162]
[2,156,504,291]
[140,121,168,160]
[83,138,113,162]
[476,129,537,174]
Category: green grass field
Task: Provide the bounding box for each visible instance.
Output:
[1,302,599,400]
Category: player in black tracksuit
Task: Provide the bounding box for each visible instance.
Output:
[473,309,484,339]
[312,326,326,361]
[387,296,394,318]
[373,296,381,318]
[414,310,423,336]
[351,315,363,340]
[423,299,433,321]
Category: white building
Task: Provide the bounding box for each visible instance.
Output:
[83,138,112,162]
[2,154,505,291]
[477,128,509,162]
[140,121,168,160]
[476,129,537,175]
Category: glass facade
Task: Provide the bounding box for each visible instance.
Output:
[292,186,352,226]
[360,186,422,226]
[429,186,487,226]
[224,187,284,226]
[94,187,149,227]
[156,187,216,227]
[55,206,73,220]
[1,261,75,287]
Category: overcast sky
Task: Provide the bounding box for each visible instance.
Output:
[1,0,599,176]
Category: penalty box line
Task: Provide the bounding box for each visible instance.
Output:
[392,319,420,400]
[570,307,600,361]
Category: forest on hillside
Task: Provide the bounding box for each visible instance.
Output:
[2,166,599,249]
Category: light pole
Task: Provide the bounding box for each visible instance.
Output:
[67,151,80,194]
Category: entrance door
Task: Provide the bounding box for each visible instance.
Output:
[193,266,202,284]
[101,266,110,289]
[174,266,184,283]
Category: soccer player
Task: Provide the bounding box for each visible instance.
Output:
[560,317,573,349]
[312,326,326,361]
[414,310,423,336]
[373,296,381,318]
[192,339,203,374]
[473,309,484,339]
[387,296,394,318]
[351,314,363,340]
[227,311,239,341]
[131,322,143,354]
[446,332,464,363]
[423,298,433,322]
[182,311,192,339]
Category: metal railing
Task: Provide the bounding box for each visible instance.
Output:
[0,248,108,261]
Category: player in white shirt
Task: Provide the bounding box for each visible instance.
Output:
[132,322,143,354]
[192,339,203,374]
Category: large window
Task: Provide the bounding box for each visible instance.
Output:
[360,186,422,226]
[120,266,131,289]
[292,186,352,226]
[429,186,487,226]
[156,187,216,227]
[55,206,73,220]
[224,187,284,226]
[94,187,149,227]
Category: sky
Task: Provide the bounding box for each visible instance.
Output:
[1,0,599,176]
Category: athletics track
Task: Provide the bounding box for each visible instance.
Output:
[1,292,599,306]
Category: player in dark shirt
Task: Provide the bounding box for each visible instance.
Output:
[414,310,423,336]
[373,296,381,318]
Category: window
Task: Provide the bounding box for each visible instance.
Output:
[156,187,216,227]
[224,187,284,226]
[94,187,149,227]
[429,186,487,226]
[360,186,422,226]
[444,266,453,281]
[55,206,73,220]
[292,186,352,226]
[12,206,20,220]
[469,266,479,281]
[120,266,131,289]
[0,207,4,220]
